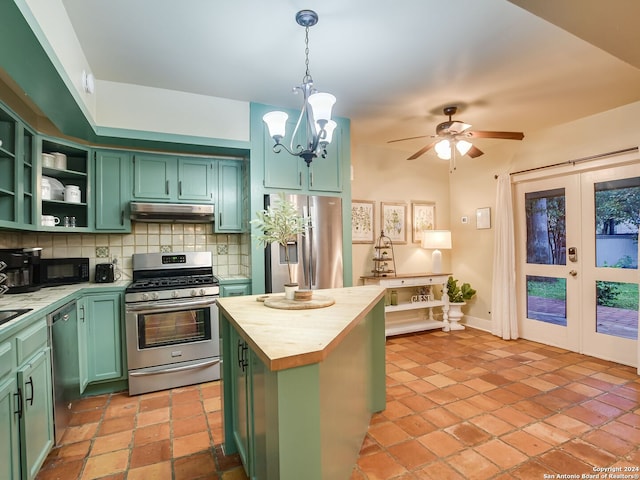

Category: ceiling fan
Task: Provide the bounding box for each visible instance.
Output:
[388,106,524,170]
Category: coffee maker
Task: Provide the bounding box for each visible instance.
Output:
[0,248,42,293]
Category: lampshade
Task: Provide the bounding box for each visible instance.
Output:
[421,230,452,250]
[263,111,288,140]
[456,140,472,156]
[308,92,336,123]
[435,139,451,160]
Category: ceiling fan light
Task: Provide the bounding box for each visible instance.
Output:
[456,140,472,156]
[435,139,451,160]
[263,111,289,141]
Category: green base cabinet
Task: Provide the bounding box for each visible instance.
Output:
[18,348,54,480]
[0,376,20,480]
[220,280,251,298]
[78,293,124,386]
[95,150,131,232]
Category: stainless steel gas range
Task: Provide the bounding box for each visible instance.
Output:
[125,251,220,395]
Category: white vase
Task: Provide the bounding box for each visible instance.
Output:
[447,302,466,330]
[284,283,299,300]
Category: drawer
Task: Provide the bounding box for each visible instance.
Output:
[15,318,48,366]
[378,275,449,288]
[0,341,13,379]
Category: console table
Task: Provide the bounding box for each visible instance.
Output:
[361,273,451,336]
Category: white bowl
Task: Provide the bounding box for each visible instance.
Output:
[42,153,55,168]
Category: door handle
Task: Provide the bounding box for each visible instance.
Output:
[25,376,34,406]
[14,389,23,419]
[569,270,577,277]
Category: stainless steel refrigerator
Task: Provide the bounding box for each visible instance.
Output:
[265,194,343,292]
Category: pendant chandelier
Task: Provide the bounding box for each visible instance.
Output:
[262,9,337,167]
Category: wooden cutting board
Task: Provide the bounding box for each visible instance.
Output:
[263,295,335,310]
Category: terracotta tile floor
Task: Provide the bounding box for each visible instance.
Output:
[36,328,640,480]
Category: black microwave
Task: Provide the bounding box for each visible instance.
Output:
[38,257,90,286]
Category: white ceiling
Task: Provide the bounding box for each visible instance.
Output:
[60,0,640,155]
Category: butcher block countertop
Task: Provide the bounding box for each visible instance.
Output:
[216,285,385,371]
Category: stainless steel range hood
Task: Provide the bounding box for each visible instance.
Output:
[130,202,215,223]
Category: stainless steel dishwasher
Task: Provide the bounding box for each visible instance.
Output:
[47,301,80,444]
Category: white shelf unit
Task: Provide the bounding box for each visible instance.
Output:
[361,274,451,337]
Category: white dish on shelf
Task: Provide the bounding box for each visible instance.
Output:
[41,176,65,200]
[51,152,67,170]
[42,153,55,168]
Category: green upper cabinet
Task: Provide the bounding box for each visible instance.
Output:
[0,103,36,230]
[216,160,244,232]
[308,122,343,192]
[38,136,92,231]
[178,157,214,202]
[95,150,131,232]
[263,116,304,190]
[132,153,174,201]
[132,153,216,203]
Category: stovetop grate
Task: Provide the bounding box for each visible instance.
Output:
[126,274,218,293]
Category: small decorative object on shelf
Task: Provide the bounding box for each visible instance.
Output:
[372,230,397,277]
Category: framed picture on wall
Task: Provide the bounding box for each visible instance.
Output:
[351,200,375,243]
[381,202,407,244]
[411,201,436,243]
[476,207,491,229]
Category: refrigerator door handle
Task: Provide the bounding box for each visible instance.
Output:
[302,205,311,287]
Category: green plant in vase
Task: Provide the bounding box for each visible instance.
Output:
[445,276,476,331]
[251,192,308,296]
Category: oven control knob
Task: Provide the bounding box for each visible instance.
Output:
[191,289,198,297]
[142,293,149,301]
[151,292,159,300]
[199,289,206,296]
[172,291,179,298]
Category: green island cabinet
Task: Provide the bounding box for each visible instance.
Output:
[38,137,91,231]
[262,117,344,193]
[0,104,36,229]
[94,150,131,232]
[132,153,215,202]
[77,293,124,389]
[0,316,54,480]
[219,286,386,480]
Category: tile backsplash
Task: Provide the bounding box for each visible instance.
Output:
[0,223,250,281]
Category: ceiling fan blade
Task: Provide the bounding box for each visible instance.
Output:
[407,141,437,160]
[467,145,484,158]
[468,131,524,140]
[388,134,432,144]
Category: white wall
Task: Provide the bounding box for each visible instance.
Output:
[350,142,451,286]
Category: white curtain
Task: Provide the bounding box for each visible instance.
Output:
[491,173,519,339]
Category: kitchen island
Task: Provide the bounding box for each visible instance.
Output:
[217,285,386,480]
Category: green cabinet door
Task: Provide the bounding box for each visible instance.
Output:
[132,154,175,200]
[77,298,89,393]
[216,160,243,232]
[309,123,343,193]
[17,348,54,480]
[229,327,252,477]
[0,376,20,480]
[178,158,213,202]
[85,293,123,383]
[220,283,251,297]
[95,150,131,232]
[263,117,303,190]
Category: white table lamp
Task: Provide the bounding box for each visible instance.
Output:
[421,230,452,274]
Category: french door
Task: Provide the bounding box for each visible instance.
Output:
[515,163,639,367]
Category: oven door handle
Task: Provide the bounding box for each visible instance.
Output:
[126,297,218,313]
[128,358,220,377]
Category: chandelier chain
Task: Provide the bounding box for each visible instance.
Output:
[304,26,312,83]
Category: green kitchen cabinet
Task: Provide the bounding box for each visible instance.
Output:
[132,153,215,203]
[262,117,343,193]
[79,293,124,385]
[132,153,173,200]
[177,157,214,202]
[0,376,20,480]
[228,326,252,475]
[17,348,54,480]
[39,136,92,231]
[85,293,123,383]
[216,160,243,232]
[0,103,36,230]
[220,280,251,297]
[95,150,131,232]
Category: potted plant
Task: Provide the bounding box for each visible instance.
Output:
[445,276,476,330]
[251,192,308,299]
